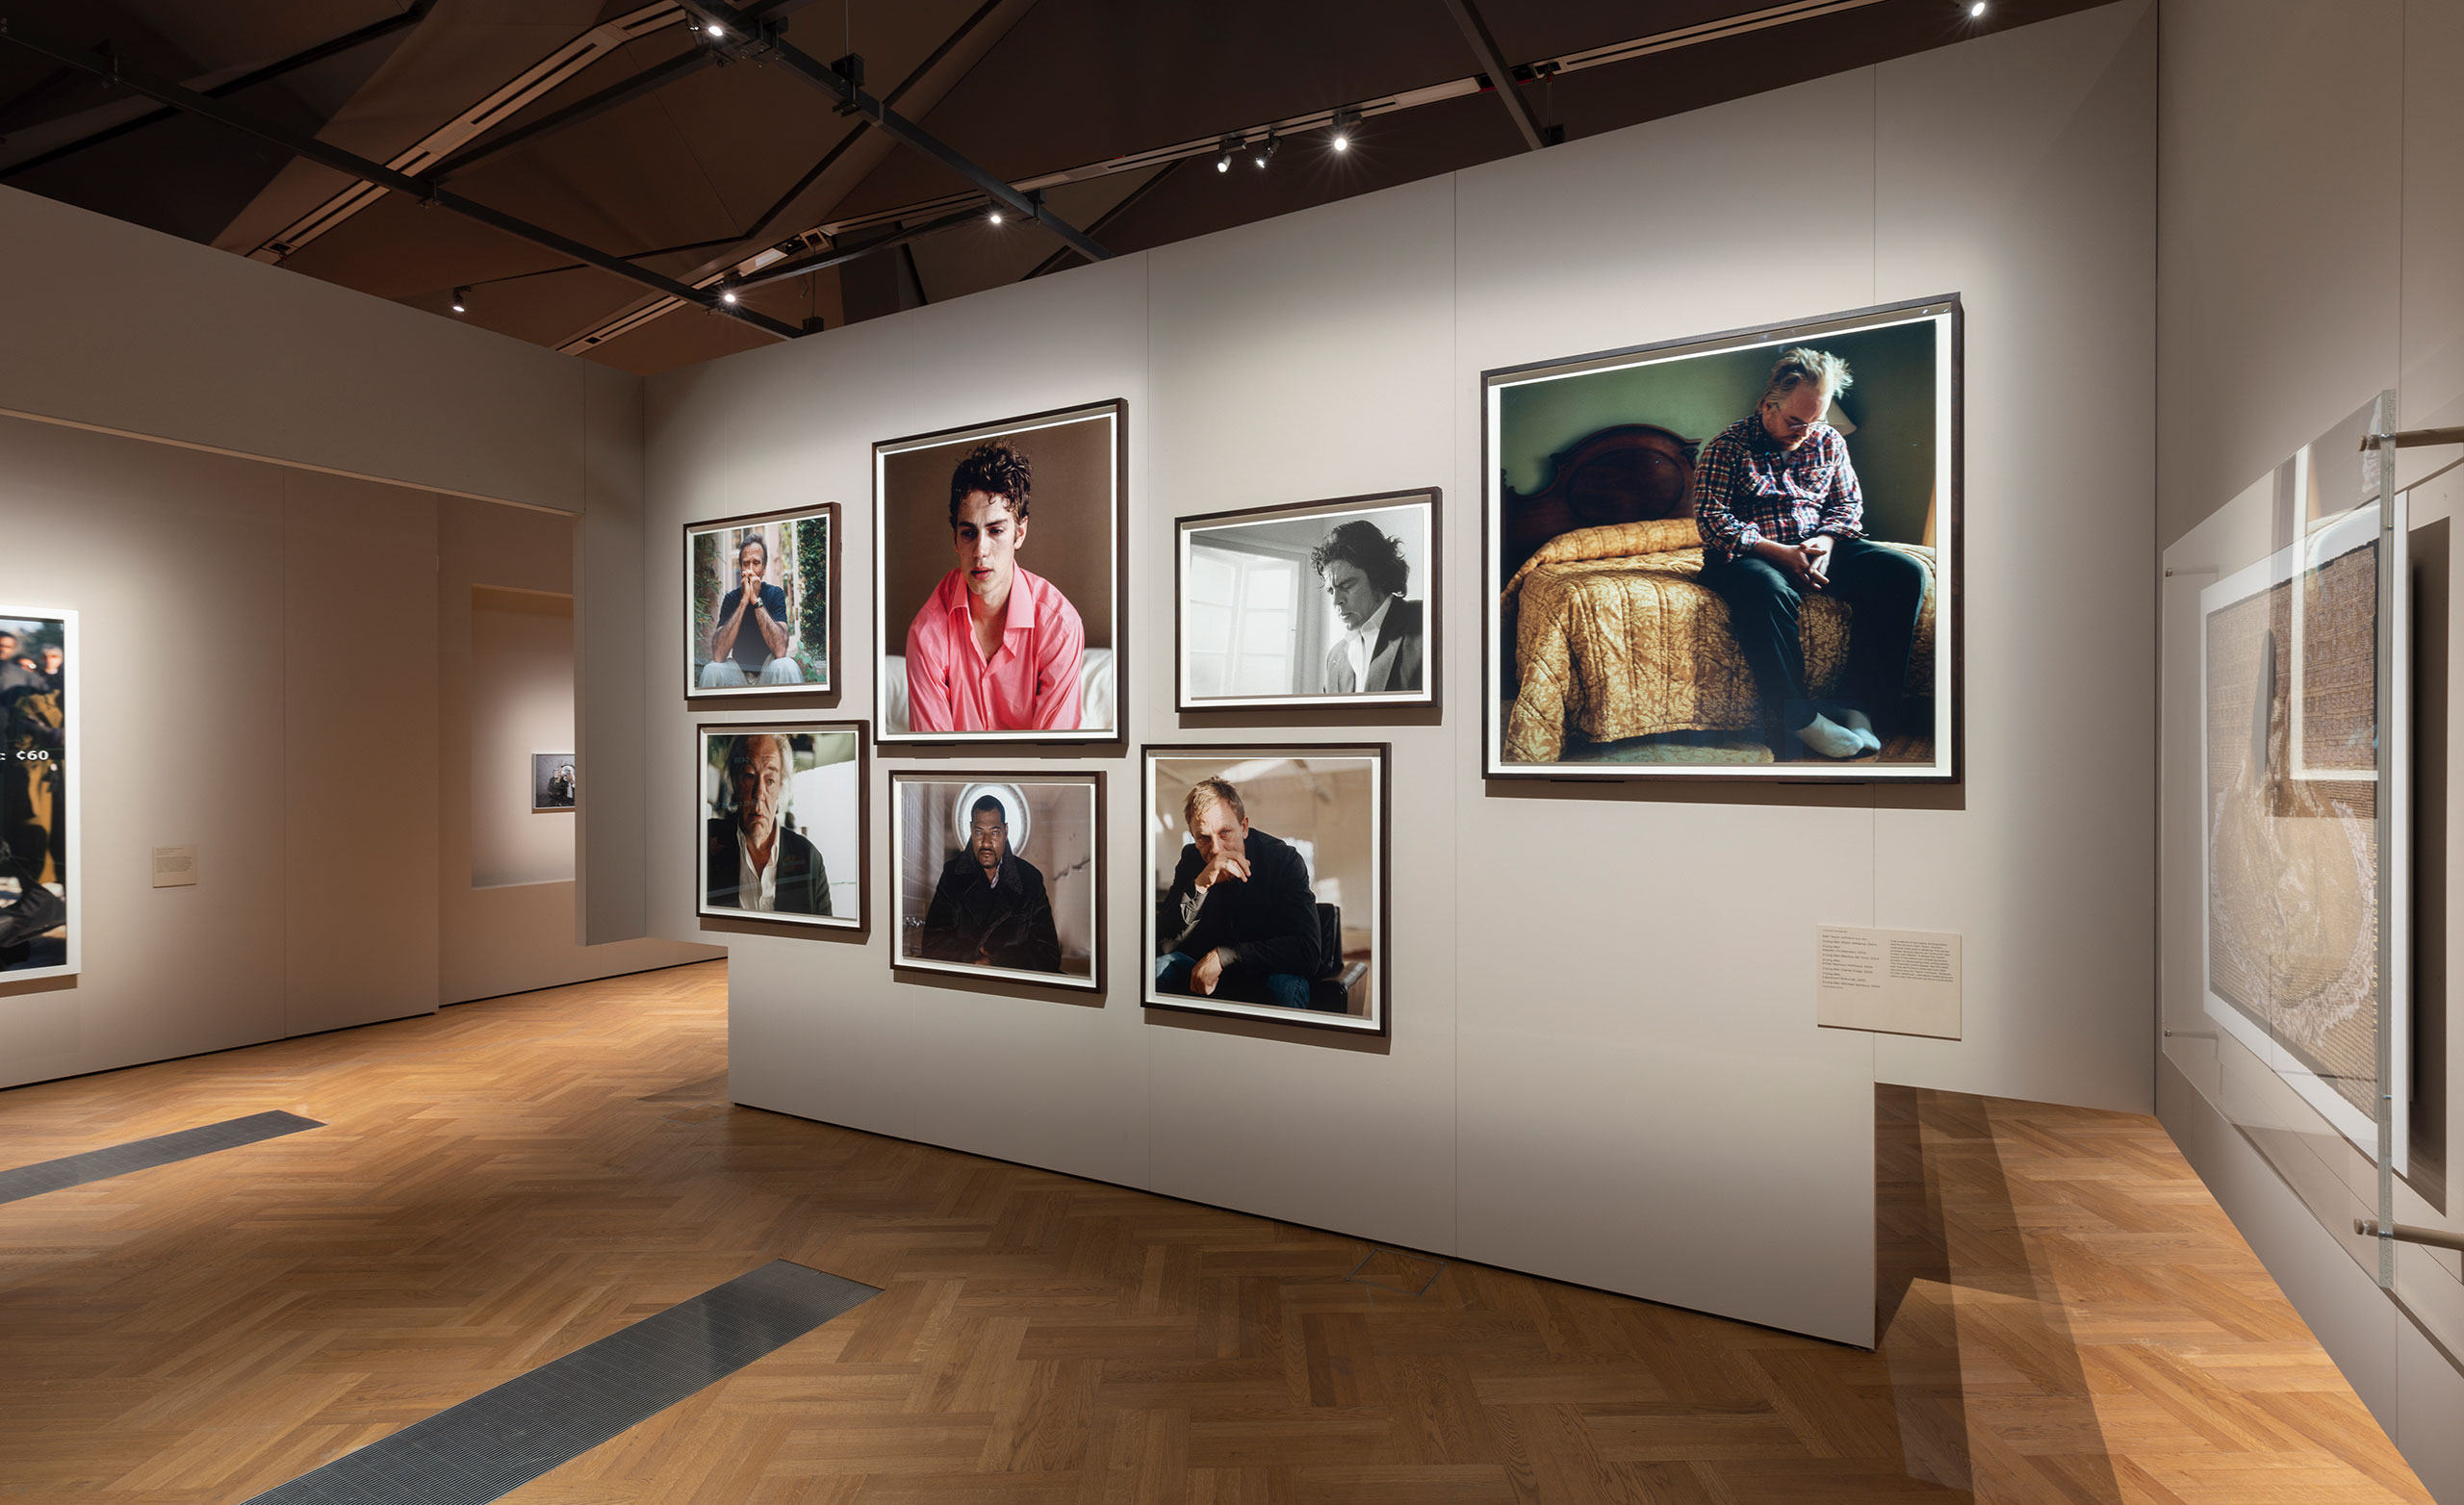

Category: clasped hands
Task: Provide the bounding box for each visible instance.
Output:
[1753,533,1835,590]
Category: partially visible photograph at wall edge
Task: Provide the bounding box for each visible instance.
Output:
[0,606,74,981]
[1483,296,1960,783]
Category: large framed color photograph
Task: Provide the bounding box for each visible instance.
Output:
[684,503,835,698]
[697,722,866,931]
[1485,297,1960,780]
[892,772,1103,992]
[1177,490,1438,711]
[875,400,1124,744]
[1142,746,1387,1035]
[0,608,73,982]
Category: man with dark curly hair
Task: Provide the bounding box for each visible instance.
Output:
[904,440,1087,732]
[1310,519,1423,696]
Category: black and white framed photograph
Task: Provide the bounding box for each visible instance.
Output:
[891,772,1103,992]
[1142,745,1387,1035]
[874,400,1124,744]
[1176,490,1438,711]
[1485,295,1960,781]
[529,752,577,811]
[684,503,836,698]
[697,722,867,931]
[0,607,73,982]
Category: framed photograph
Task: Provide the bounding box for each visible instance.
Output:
[891,772,1104,992]
[1484,295,1961,781]
[874,399,1125,743]
[1177,490,1439,712]
[1142,745,1387,1035]
[530,752,577,812]
[684,503,836,698]
[0,608,73,982]
[697,722,867,931]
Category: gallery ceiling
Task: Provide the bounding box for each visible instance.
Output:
[0,0,2105,374]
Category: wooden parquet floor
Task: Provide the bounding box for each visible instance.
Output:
[0,960,2430,1504]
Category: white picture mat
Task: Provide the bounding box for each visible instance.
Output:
[889,773,1100,990]
[1141,750,1384,1033]
[873,404,1119,743]
[1177,495,1436,708]
[1481,305,1957,779]
[0,605,74,982]
[695,727,862,929]
[2196,499,2405,1163]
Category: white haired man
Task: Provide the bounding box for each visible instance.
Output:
[1692,346,1928,760]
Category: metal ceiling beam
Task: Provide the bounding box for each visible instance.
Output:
[1,1,437,181]
[1439,0,1546,151]
[0,19,802,342]
[678,0,1111,266]
[726,205,986,293]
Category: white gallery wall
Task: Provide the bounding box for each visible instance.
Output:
[2154,1,2464,1497]
[640,3,2157,1346]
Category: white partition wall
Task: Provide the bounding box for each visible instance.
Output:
[639,3,2157,1346]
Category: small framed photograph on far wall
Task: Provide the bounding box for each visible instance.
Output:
[890,771,1104,992]
[697,722,867,931]
[683,503,837,699]
[1142,745,1388,1035]
[1176,490,1438,712]
[529,752,577,812]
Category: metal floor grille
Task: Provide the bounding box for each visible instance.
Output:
[242,1260,879,1505]
[0,1110,322,1203]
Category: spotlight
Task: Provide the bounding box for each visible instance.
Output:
[449,286,469,314]
[720,287,739,305]
[1967,0,1984,12]
[1252,129,1277,169]
[1216,133,1241,173]
[706,22,724,35]
[1329,107,1362,154]
[988,209,1004,224]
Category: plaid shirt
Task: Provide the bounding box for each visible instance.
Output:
[1690,415,1864,563]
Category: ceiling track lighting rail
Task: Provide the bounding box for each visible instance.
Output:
[1441,0,1548,151]
[672,0,1112,267]
[553,0,1890,353]
[0,0,441,180]
[0,18,803,342]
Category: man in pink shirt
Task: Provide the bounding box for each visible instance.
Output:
[904,440,1087,733]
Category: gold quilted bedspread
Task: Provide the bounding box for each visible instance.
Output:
[1502,520,1937,763]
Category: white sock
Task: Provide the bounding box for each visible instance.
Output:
[1829,706,1881,753]
[1795,713,1865,759]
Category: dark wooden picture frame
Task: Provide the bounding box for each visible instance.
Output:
[681,501,840,701]
[695,720,870,933]
[872,398,1130,747]
[1480,293,1964,785]
[1140,743,1391,1037]
[887,769,1107,994]
[1173,488,1442,714]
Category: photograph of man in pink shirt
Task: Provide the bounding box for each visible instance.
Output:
[903,440,1087,733]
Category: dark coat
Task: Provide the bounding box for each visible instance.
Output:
[706,817,832,916]
[919,851,1062,972]
[1157,826,1322,980]
[1321,597,1424,695]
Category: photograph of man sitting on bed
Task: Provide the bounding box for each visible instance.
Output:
[1485,299,1957,780]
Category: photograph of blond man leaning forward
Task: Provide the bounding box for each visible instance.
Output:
[1691,346,1928,761]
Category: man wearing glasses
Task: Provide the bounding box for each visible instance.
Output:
[1692,346,1928,760]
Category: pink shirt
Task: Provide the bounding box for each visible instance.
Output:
[904,565,1086,732]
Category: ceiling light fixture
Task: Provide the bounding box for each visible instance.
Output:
[720,287,739,304]
[988,209,1004,224]
[1967,1,1985,13]
[1216,133,1241,173]
[449,287,469,314]
[1252,129,1278,168]
[706,22,724,36]
[1328,107,1361,153]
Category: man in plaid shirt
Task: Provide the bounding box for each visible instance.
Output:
[1693,346,1928,760]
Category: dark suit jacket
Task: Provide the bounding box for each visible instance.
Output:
[1321,597,1424,695]
[919,852,1062,971]
[1158,826,1322,979]
[706,818,832,915]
